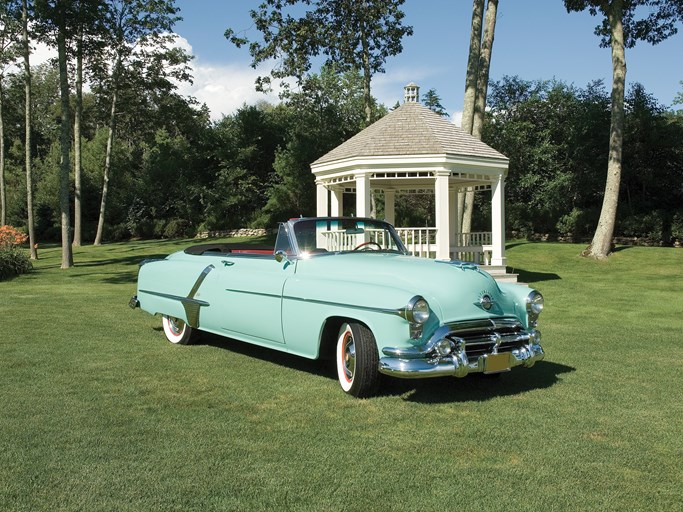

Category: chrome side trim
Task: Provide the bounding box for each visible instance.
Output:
[282,295,400,316]
[139,289,210,307]
[138,263,215,328]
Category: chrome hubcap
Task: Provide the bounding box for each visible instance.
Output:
[343,334,356,381]
[169,317,184,335]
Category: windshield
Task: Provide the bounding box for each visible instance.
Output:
[289,218,407,256]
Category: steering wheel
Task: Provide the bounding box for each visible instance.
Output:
[353,241,382,251]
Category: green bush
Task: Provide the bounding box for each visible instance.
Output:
[104,223,129,242]
[671,211,683,243]
[0,248,33,281]
[163,218,193,239]
[152,219,168,239]
[556,208,598,239]
[617,211,665,242]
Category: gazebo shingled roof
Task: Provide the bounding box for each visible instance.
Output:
[312,101,508,166]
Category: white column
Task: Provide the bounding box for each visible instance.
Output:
[384,189,395,225]
[491,174,507,266]
[316,182,328,217]
[355,172,371,218]
[449,188,458,250]
[434,172,451,260]
[331,188,343,217]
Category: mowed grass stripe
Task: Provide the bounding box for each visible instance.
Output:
[1,239,681,511]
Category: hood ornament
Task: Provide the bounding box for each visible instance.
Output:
[477,291,495,311]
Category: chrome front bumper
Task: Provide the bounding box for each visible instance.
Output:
[378,324,545,379]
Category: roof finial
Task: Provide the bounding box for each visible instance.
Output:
[404,82,419,103]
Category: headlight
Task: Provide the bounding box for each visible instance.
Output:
[405,296,430,325]
[526,291,544,326]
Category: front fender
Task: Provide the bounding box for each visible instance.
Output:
[281,276,420,358]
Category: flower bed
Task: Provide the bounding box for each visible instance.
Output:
[0,226,32,280]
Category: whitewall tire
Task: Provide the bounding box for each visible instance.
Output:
[162,315,199,345]
[336,322,380,398]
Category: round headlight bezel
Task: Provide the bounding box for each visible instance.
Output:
[525,291,544,326]
[405,296,430,325]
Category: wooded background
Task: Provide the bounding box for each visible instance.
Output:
[1,0,682,265]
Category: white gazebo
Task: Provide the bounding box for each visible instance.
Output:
[311,83,513,279]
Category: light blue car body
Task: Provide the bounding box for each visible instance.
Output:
[131,217,545,394]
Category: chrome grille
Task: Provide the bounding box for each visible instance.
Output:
[444,318,530,359]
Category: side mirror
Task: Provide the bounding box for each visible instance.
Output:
[274,250,289,263]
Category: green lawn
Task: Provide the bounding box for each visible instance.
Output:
[1,239,682,511]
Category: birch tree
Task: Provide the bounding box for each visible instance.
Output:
[93,0,191,245]
[460,0,498,235]
[565,0,683,259]
[33,0,82,267]
[0,0,21,227]
[21,0,37,259]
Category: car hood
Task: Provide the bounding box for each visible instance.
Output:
[297,252,514,322]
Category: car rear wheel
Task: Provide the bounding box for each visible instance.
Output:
[162,315,199,345]
[336,322,380,398]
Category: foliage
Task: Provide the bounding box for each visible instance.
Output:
[226,0,412,122]
[0,225,31,279]
[421,88,448,117]
[258,66,371,225]
[484,76,683,243]
[564,0,683,48]
[0,224,27,247]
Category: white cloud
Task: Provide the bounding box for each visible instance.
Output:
[171,34,281,120]
[30,40,56,65]
[176,61,281,119]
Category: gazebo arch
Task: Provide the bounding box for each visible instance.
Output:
[310,83,512,280]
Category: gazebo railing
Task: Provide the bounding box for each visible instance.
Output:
[396,228,493,263]
[396,227,437,258]
[452,231,493,264]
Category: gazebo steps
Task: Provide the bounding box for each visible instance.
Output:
[482,265,518,283]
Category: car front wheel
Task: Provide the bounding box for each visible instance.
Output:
[336,322,380,398]
[161,315,199,345]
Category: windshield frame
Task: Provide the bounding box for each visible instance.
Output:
[280,217,409,258]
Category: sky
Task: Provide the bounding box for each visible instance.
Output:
[171,0,683,122]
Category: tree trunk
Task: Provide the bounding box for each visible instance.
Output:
[22,0,37,260]
[0,83,5,226]
[94,80,118,246]
[57,22,73,268]
[472,0,498,140]
[462,0,498,235]
[73,29,83,246]
[459,0,485,233]
[360,16,372,125]
[584,0,626,259]
[461,0,484,135]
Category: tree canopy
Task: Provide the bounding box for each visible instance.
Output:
[225,0,412,123]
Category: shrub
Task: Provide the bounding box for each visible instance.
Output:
[671,211,683,243]
[0,225,32,281]
[152,219,168,239]
[617,211,665,242]
[556,208,599,239]
[0,225,28,248]
[104,223,129,242]
[163,218,193,239]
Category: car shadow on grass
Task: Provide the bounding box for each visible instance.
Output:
[190,331,337,380]
[510,268,562,284]
[381,360,575,403]
[190,331,574,402]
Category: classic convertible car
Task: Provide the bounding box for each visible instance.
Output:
[130,217,545,397]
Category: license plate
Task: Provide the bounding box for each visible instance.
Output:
[484,353,510,373]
